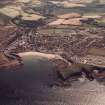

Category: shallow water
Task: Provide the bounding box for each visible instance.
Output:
[0,55,105,105]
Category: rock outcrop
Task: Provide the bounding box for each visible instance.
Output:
[18,51,105,81]
[18,51,72,68]
[49,1,86,8]
[0,52,22,70]
[57,13,82,19]
[48,13,89,26]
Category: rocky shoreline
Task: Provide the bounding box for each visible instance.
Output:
[1,0,105,84]
[1,50,105,84]
[1,25,105,81]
